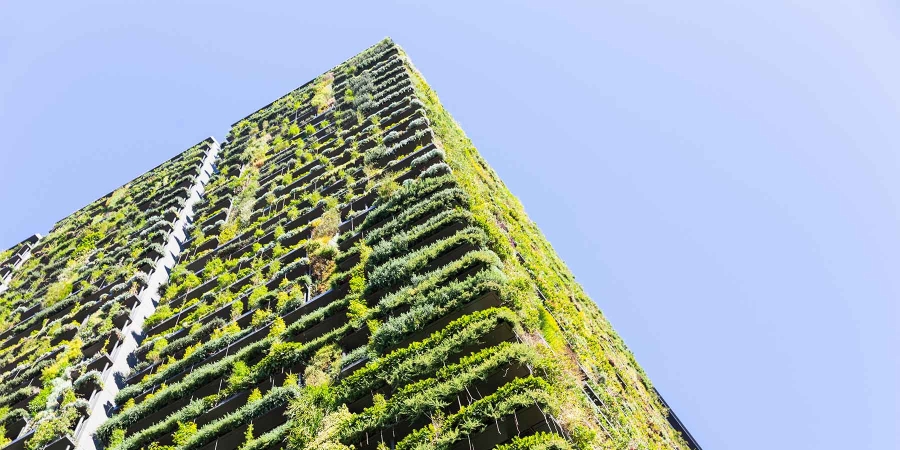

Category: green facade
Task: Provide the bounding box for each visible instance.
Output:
[0,140,214,450]
[0,39,696,450]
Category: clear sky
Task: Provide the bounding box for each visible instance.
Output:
[2,1,898,448]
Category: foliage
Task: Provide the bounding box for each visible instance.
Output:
[43,279,73,307]
[178,386,297,450]
[405,50,687,447]
[144,304,173,329]
[311,73,335,114]
[495,433,574,450]
[395,377,555,450]
[78,40,686,450]
[173,421,198,446]
[335,307,519,404]
[366,226,488,293]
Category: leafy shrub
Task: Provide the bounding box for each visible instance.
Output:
[179,386,297,450]
[335,307,518,403]
[43,279,73,307]
[370,267,504,352]
[73,370,103,392]
[173,421,197,446]
[143,305,173,329]
[361,174,457,230]
[367,209,475,268]
[366,226,488,293]
[495,432,573,450]
[339,342,541,443]
[395,377,554,450]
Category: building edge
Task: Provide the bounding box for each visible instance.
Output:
[397,43,700,449]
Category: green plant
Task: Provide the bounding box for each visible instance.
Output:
[44,279,73,307]
[144,305,173,329]
[173,421,197,446]
[248,286,269,308]
[395,377,554,450]
[204,258,226,278]
[231,300,244,319]
[365,226,488,293]
[269,317,286,338]
[250,308,272,328]
[177,386,297,450]
[335,307,519,404]
[495,432,573,450]
[228,361,250,391]
[311,73,335,113]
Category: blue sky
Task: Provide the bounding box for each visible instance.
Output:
[2,1,898,448]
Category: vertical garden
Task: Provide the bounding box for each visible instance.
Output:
[0,140,213,450]
[0,39,695,450]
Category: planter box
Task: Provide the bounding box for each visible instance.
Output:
[339,356,370,381]
[195,236,219,254]
[50,327,78,346]
[196,403,288,450]
[280,285,346,329]
[288,309,347,344]
[144,246,165,262]
[111,310,131,329]
[124,294,140,311]
[74,377,102,398]
[448,405,549,450]
[339,207,372,235]
[284,204,324,232]
[145,309,181,337]
[169,275,219,310]
[85,353,113,373]
[349,192,377,214]
[2,430,33,450]
[125,395,191,437]
[264,262,308,291]
[336,252,360,273]
[279,226,309,248]
[320,178,346,197]
[185,249,216,273]
[82,330,121,359]
[338,327,368,353]
[419,243,479,277]
[339,229,365,252]
[163,209,179,223]
[199,211,228,230]
[4,417,26,442]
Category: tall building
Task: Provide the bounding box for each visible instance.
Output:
[0,39,699,450]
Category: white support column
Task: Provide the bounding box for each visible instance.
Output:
[74,139,220,450]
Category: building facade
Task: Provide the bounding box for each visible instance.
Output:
[0,39,699,450]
